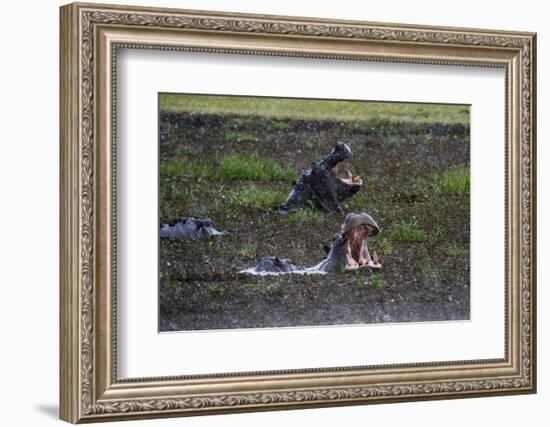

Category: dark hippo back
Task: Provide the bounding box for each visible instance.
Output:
[160,217,226,240]
[253,256,300,273]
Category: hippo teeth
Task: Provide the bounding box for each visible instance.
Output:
[339,170,361,185]
[346,169,361,182]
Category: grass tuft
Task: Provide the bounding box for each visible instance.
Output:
[389,221,427,242]
[227,185,287,209]
[370,275,385,289]
[385,136,405,147]
[160,158,215,181]
[237,243,257,258]
[224,131,257,143]
[447,244,466,257]
[376,237,394,255]
[417,165,470,196]
[220,154,295,182]
[175,144,198,156]
[160,154,295,183]
[287,208,325,225]
[270,121,292,131]
[342,190,367,211]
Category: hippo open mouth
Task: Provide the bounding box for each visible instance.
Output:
[317,223,380,273]
[278,142,363,213]
[340,223,381,271]
[244,212,381,275]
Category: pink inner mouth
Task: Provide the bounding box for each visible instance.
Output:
[345,226,379,268]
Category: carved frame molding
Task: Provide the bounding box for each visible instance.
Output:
[60,2,536,423]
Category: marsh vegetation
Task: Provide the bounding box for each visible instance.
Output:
[159,95,470,331]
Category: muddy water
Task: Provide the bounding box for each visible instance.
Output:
[159,113,470,331]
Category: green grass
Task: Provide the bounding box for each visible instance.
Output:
[417,165,470,196]
[370,274,385,290]
[342,190,367,211]
[219,154,295,182]
[160,158,215,180]
[237,243,258,257]
[174,144,198,156]
[376,237,394,255]
[207,283,226,295]
[160,94,470,125]
[287,208,325,225]
[385,136,405,147]
[429,228,444,243]
[159,184,188,219]
[389,221,428,242]
[223,131,257,143]
[227,185,287,209]
[270,121,292,131]
[223,117,258,130]
[160,154,295,182]
[447,244,466,257]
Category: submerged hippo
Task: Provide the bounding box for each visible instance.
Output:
[251,256,301,274]
[277,142,363,213]
[160,217,227,240]
[245,212,381,275]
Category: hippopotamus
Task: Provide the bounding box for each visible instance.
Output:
[317,212,381,273]
[277,142,363,214]
[160,217,227,240]
[245,212,381,275]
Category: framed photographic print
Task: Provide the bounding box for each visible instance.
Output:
[60,2,537,423]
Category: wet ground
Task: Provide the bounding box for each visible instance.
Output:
[159,111,470,331]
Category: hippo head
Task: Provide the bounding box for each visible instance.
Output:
[319,142,363,202]
[278,142,364,213]
[319,212,381,273]
[342,212,380,268]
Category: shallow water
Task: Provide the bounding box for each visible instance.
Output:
[239,263,328,276]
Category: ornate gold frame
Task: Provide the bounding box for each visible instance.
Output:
[60,2,537,423]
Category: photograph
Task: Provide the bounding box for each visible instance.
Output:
[158,93,471,332]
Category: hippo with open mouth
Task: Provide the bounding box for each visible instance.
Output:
[277,142,363,213]
[317,212,381,273]
[244,212,381,275]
